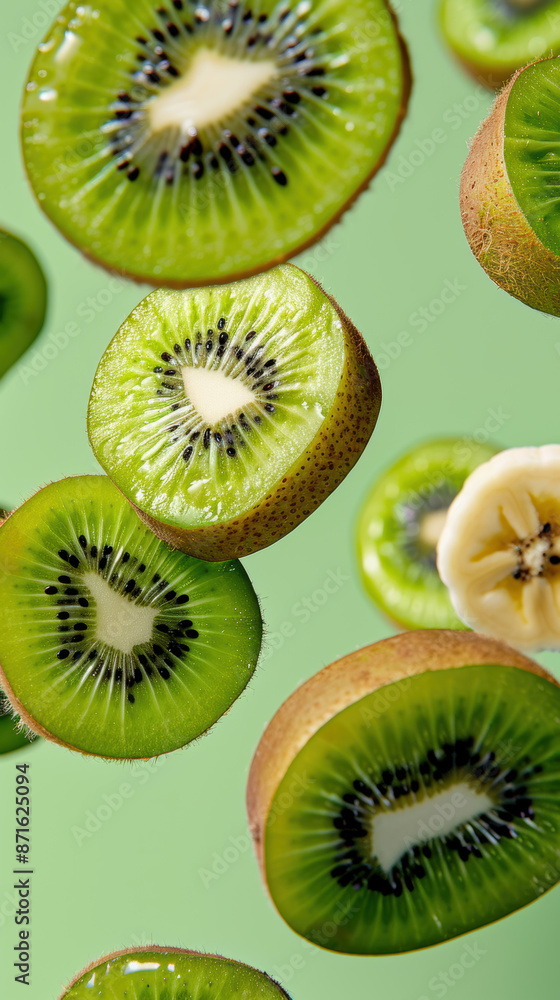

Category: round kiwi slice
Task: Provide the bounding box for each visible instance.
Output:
[60,947,291,1000]
[440,0,560,88]
[0,229,47,379]
[461,55,560,316]
[247,630,560,954]
[88,264,381,561]
[0,476,262,759]
[21,0,410,287]
[357,438,499,630]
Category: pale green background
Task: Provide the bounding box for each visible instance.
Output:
[1,1,559,998]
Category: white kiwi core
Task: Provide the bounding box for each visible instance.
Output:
[148,48,278,133]
[182,365,256,424]
[369,781,494,873]
[83,571,158,655]
[419,508,449,549]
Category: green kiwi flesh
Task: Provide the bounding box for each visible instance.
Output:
[439,0,560,88]
[88,264,380,561]
[60,947,291,1000]
[0,690,36,755]
[0,230,46,379]
[0,476,262,759]
[357,438,498,629]
[21,0,410,287]
[262,653,560,953]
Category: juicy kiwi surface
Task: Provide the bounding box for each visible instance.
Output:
[357,438,498,630]
[0,230,47,379]
[21,0,410,287]
[247,631,560,954]
[0,476,262,759]
[440,0,560,88]
[88,264,380,561]
[60,947,290,1000]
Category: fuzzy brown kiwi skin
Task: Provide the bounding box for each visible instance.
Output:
[59,946,292,999]
[128,267,382,561]
[246,629,555,875]
[21,5,411,290]
[461,58,560,316]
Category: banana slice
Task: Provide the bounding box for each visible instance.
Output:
[437,445,560,650]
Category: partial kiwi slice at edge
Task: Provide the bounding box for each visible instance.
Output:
[439,0,560,88]
[88,264,381,561]
[247,630,560,954]
[0,229,47,379]
[357,437,499,630]
[0,476,262,759]
[461,55,560,316]
[60,947,291,1000]
[21,0,410,287]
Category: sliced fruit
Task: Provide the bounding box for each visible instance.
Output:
[60,947,291,1000]
[247,630,560,954]
[0,229,47,379]
[0,692,36,755]
[21,0,410,287]
[461,55,560,316]
[88,264,381,561]
[440,0,560,88]
[357,437,498,630]
[0,476,262,759]
[438,444,560,650]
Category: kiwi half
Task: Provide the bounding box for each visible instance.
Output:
[60,947,291,1000]
[461,55,560,316]
[0,476,262,760]
[21,0,410,288]
[440,0,560,88]
[357,438,499,630]
[88,264,380,561]
[0,229,47,379]
[247,630,560,954]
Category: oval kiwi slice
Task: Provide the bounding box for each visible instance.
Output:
[0,229,47,379]
[247,630,560,954]
[60,947,291,1000]
[440,0,560,88]
[0,476,262,759]
[461,55,560,316]
[21,0,410,287]
[357,438,499,630]
[88,264,381,560]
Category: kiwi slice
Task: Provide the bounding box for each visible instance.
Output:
[0,691,36,755]
[440,0,560,88]
[60,947,291,1000]
[0,476,262,759]
[461,55,560,316]
[20,0,410,288]
[0,229,47,379]
[247,630,560,954]
[357,438,499,630]
[88,264,381,560]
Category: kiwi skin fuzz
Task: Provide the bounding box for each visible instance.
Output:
[59,946,291,999]
[460,58,560,316]
[23,8,411,290]
[129,279,381,561]
[246,629,553,877]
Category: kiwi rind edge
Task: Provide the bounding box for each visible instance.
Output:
[460,57,560,316]
[125,266,382,561]
[59,946,291,999]
[246,629,553,875]
[21,7,411,289]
